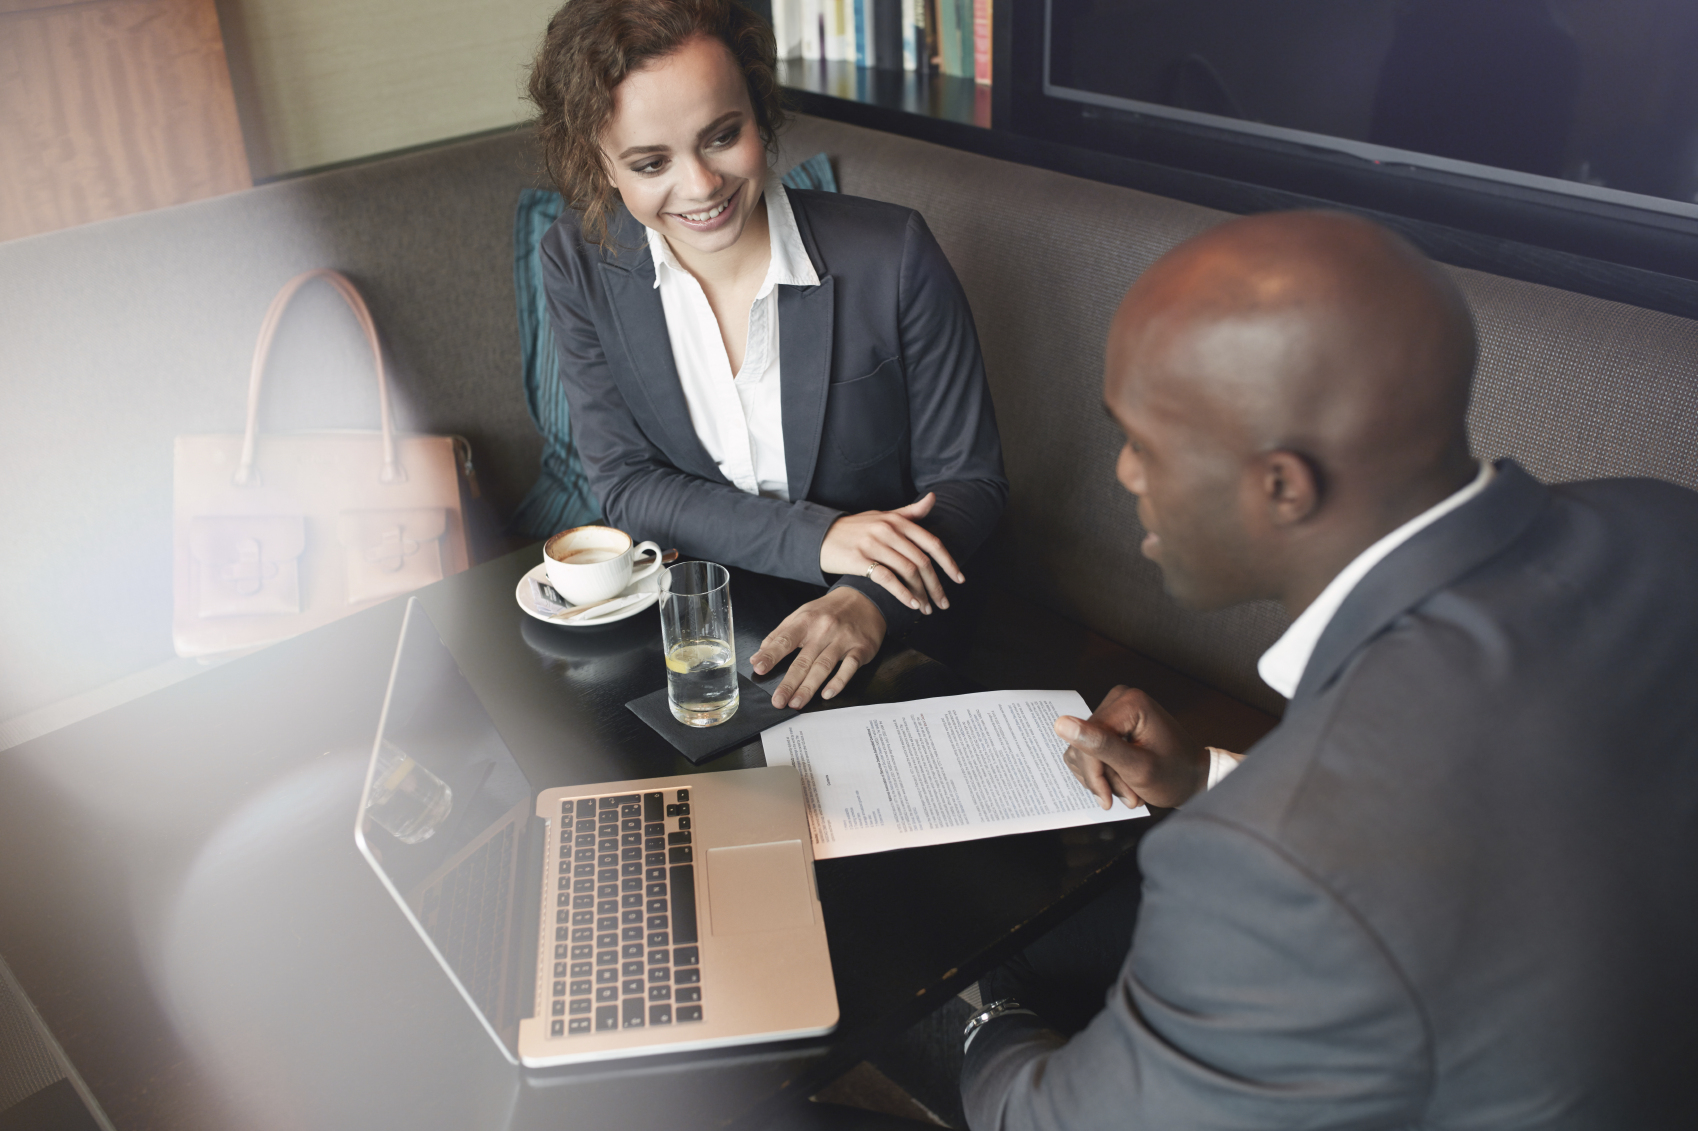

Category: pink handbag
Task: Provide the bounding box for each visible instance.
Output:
[172,269,473,658]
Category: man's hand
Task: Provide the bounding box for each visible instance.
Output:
[1055,686,1208,810]
[750,587,886,709]
[819,492,963,615]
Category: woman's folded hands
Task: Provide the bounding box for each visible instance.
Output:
[749,493,965,709]
[816,492,963,614]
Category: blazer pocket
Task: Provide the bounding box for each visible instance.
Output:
[825,357,908,470]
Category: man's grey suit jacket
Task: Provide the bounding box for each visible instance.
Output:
[964,460,1698,1129]
[539,190,1007,635]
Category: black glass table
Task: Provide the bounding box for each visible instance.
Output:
[0,548,1162,1131]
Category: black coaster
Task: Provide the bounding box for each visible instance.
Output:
[625,674,799,764]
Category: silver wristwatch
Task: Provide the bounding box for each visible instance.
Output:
[962,998,1037,1053]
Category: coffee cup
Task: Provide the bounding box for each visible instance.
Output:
[543,526,662,605]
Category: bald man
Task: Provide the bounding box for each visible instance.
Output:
[959,213,1698,1129]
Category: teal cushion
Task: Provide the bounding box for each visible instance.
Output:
[509,187,600,539]
[781,152,839,193]
[508,155,837,539]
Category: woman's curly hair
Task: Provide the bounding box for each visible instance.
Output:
[528,0,787,248]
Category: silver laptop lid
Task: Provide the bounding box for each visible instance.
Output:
[355,598,542,1064]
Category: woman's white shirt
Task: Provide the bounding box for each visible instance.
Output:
[645,178,818,502]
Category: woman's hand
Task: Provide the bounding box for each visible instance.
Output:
[819,493,964,615]
[750,588,886,709]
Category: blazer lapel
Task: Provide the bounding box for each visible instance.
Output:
[779,192,835,503]
[596,230,725,484]
[1293,459,1551,702]
[779,277,835,503]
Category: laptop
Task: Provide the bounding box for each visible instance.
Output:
[354,598,838,1067]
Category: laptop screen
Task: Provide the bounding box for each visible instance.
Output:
[355,598,541,1063]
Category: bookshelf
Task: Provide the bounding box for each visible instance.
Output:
[778,57,990,130]
[771,0,1698,318]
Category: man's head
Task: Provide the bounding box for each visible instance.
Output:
[1105,211,1478,612]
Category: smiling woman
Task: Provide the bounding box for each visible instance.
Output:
[528,0,785,251]
[525,0,1008,710]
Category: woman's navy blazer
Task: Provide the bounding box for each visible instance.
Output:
[539,188,1008,635]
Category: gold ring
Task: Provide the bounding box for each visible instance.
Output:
[865,563,878,578]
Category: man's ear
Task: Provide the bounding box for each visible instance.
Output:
[1260,450,1322,527]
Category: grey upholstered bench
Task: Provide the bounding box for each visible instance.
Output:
[775,116,1698,715]
[3,114,1694,743]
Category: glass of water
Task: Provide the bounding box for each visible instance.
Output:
[659,561,738,726]
[366,741,453,843]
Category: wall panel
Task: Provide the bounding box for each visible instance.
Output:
[220,0,561,178]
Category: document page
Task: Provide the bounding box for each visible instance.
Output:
[761,690,1148,860]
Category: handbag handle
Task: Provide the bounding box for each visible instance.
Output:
[235,269,402,486]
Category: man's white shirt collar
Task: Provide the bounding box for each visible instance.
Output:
[646,176,818,293]
[1257,460,1496,699]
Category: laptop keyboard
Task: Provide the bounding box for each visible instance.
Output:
[546,788,702,1037]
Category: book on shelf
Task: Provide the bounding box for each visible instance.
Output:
[940,0,978,76]
[773,0,802,59]
[973,0,991,84]
[871,0,891,69]
[874,0,902,69]
[937,0,959,75]
[956,0,976,77]
[829,0,853,62]
[800,0,821,60]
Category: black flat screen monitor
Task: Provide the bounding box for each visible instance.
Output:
[1043,0,1698,218]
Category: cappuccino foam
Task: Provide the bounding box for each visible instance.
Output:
[555,547,620,565]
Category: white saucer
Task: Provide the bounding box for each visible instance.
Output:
[515,561,661,628]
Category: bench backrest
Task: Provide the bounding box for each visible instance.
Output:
[0,131,544,722]
[778,116,1698,712]
[4,114,1694,725]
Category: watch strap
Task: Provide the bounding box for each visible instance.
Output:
[962,998,1038,1053]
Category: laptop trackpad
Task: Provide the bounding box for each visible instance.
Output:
[706,840,814,936]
